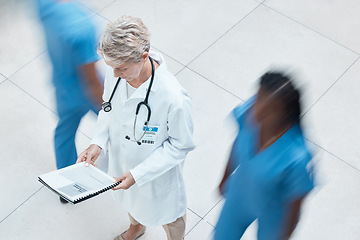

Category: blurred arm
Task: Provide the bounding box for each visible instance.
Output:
[281,155,314,239]
[78,61,103,109]
[219,149,236,195]
[283,197,304,239]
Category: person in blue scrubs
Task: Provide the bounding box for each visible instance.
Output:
[215,72,314,240]
[36,0,103,172]
[37,0,103,204]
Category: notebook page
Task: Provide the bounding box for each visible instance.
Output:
[39,163,115,201]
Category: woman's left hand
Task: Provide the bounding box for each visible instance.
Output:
[112,171,135,190]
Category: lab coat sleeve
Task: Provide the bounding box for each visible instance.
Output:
[90,66,113,151]
[130,95,196,187]
[90,108,110,151]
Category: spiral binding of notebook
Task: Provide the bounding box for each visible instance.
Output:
[73,181,120,204]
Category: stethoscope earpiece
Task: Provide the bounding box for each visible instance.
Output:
[125,135,142,145]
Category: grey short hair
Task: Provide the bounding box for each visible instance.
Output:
[97,15,151,65]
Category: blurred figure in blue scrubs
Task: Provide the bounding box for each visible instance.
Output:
[215,72,314,240]
[36,0,103,171]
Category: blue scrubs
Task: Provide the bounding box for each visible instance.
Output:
[214,97,314,240]
[37,0,100,169]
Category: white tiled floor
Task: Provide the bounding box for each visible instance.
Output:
[264,0,360,54]
[0,74,6,84]
[303,59,360,170]
[1,0,359,239]
[0,1,45,78]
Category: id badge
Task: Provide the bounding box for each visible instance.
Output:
[141,126,159,144]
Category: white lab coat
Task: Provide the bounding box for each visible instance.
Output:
[91,52,195,226]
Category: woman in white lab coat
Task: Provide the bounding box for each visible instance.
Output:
[76,16,195,240]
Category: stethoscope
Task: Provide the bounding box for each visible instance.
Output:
[101,56,155,145]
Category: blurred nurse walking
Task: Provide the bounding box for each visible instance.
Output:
[215,72,314,240]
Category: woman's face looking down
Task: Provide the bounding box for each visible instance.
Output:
[254,88,287,127]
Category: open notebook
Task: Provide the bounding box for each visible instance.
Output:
[38,162,120,204]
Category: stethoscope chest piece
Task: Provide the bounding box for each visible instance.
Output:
[102,102,112,112]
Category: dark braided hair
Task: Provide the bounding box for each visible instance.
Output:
[260,72,301,125]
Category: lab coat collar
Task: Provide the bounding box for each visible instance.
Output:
[126,51,166,100]
[118,77,129,104]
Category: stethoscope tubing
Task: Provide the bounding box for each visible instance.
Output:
[102,56,156,145]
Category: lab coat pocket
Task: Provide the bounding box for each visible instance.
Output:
[138,171,172,199]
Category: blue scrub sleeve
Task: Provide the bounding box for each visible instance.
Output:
[72,26,99,67]
[281,156,314,202]
[232,96,256,126]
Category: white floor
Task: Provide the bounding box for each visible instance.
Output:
[1,0,360,239]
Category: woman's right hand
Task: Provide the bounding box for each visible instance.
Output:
[218,155,234,196]
[76,144,102,167]
[218,176,227,196]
